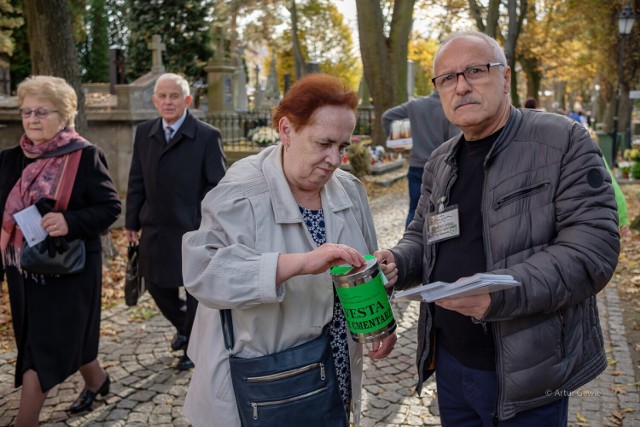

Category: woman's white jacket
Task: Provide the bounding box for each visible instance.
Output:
[182,144,378,427]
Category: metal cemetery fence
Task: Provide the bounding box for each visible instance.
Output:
[205,108,375,151]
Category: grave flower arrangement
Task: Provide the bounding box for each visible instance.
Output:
[249,126,279,146]
[622,148,640,179]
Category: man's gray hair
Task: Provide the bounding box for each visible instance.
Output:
[433,31,508,73]
[154,73,191,98]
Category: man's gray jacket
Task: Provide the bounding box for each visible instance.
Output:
[390,107,620,420]
[381,91,459,168]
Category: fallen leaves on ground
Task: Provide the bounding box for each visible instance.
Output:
[610,383,628,395]
[610,409,625,425]
[575,411,588,423]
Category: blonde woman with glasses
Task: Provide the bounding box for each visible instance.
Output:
[0,76,121,426]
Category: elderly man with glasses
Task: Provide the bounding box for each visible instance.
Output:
[375,31,619,425]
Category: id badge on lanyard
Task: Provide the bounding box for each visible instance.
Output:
[427,198,460,244]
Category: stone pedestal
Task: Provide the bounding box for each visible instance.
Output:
[205,62,236,113]
[206,62,242,141]
[115,73,157,111]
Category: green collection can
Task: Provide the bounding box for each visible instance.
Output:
[330,255,396,343]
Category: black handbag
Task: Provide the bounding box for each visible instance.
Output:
[220,310,348,427]
[19,148,86,277]
[124,244,145,306]
[20,238,85,276]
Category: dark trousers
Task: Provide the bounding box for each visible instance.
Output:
[146,281,197,346]
[435,346,569,426]
[406,166,424,228]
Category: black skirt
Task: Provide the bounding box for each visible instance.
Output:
[6,249,103,392]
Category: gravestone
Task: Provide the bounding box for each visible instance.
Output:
[284,72,291,94]
[147,35,166,74]
[253,65,263,111]
[205,28,235,112]
[259,55,280,111]
[358,78,372,107]
[205,28,242,142]
[234,48,248,112]
[306,61,320,74]
[115,34,169,112]
[109,46,126,94]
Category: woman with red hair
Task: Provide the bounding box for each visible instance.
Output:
[182,74,397,426]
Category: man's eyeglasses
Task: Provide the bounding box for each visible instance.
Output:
[432,63,505,91]
[19,108,59,119]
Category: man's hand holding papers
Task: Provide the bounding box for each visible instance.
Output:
[391,273,520,303]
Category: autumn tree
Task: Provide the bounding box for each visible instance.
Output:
[105,0,128,48]
[22,0,87,133]
[215,0,359,94]
[0,0,23,94]
[465,0,527,106]
[355,0,416,146]
[127,0,213,82]
[517,2,543,103]
[0,1,22,64]
[468,0,500,37]
[83,0,109,82]
[276,0,360,89]
[287,0,306,79]
[8,17,29,93]
[408,36,438,96]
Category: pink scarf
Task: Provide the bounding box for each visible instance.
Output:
[0,128,89,268]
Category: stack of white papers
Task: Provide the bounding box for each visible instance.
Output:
[391,273,520,303]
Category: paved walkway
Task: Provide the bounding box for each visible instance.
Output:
[0,192,638,426]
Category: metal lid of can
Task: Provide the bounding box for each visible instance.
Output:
[330,256,378,285]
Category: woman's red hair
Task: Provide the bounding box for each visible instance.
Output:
[272,73,358,131]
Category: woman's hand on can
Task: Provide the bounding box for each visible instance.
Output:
[304,243,366,275]
[276,243,365,284]
[367,333,397,360]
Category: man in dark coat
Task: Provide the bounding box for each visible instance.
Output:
[126,73,226,370]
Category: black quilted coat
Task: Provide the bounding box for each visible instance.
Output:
[391,107,620,421]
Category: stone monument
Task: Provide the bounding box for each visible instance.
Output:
[205,27,235,113]
[306,61,320,74]
[358,78,372,107]
[114,34,168,112]
[233,48,249,112]
[109,45,126,94]
[147,34,166,74]
[259,55,280,112]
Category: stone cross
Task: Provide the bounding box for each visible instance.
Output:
[147,35,166,74]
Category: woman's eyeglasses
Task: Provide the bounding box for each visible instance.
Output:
[19,108,59,119]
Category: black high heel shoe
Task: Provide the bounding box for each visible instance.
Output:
[69,374,110,413]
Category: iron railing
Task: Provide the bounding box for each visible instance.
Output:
[204,108,375,150]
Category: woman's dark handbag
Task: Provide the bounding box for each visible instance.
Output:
[124,244,145,306]
[220,309,348,427]
[20,238,85,275]
[20,149,86,277]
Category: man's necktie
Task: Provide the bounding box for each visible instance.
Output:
[165,126,174,142]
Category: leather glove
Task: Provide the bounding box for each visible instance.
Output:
[37,236,70,257]
[34,198,56,215]
[54,237,70,254]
